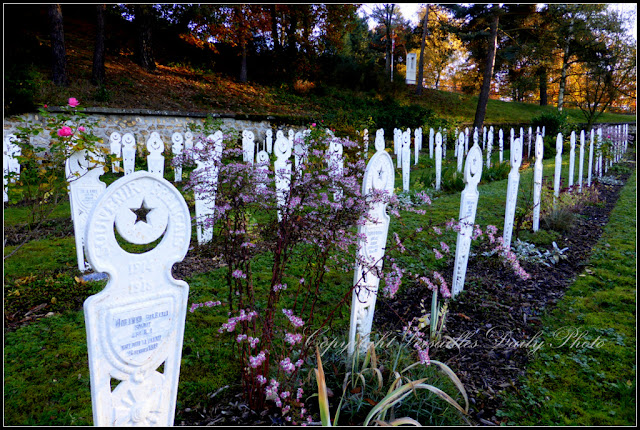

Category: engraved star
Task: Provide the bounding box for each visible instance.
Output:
[131,200,152,224]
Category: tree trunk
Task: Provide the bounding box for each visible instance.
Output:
[472,11,499,130]
[48,4,68,87]
[285,7,298,78]
[416,5,429,95]
[134,4,156,71]
[538,66,548,106]
[557,41,570,111]
[91,4,106,86]
[240,43,248,83]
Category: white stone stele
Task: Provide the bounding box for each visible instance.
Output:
[348,132,395,355]
[553,133,563,204]
[401,129,411,192]
[442,128,447,158]
[542,126,546,138]
[568,131,576,188]
[255,149,270,191]
[502,137,523,250]
[293,131,305,173]
[587,129,594,187]
[363,128,369,153]
[110,132,123,174]
[327,135,344,201]
[499,129,504,163]
[532,134,544,232]
[184,131,194,153]
[394,128,402,168]
[242,130,255,165]
[451,142,483,297]
[265,129,273,154]
[456,131,465,173]
[578,130,585,192]
[66,147,107,272]
[435,132,443,191]
[146,132,165,178]
[429,128,434,159]
[486,126,494,169]
[4,134,21,202]
[464,127,469,154]
[596,128,603,178]
[83,170,190,427]
[171,132,184,183]
[482,126,487,151]
[528,126,532,159]
[414,128,421,165]
[193,132,223,244]
[122,133,137,176]
[274,130,293,222]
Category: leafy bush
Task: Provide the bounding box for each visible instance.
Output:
[530,110,569,137]
[4,64,42,116]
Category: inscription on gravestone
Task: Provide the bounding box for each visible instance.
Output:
[146,132,165,178]
[84,170,191,426]
[110,132,122,174]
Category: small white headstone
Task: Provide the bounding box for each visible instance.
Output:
[442,128,447,158]
[394,128,402,168]
[414,128,421,165]
[255,149,270,191]
[568,131,576,188]
[532,134,544,232]
[266,129,273,154]
[429,128,434,159]
[83,170,190,427]
[486,127,493,169]
[578,130,585,193]
[402,129,411,192]
[457,132,464,173]
[4,134,21,202]
[464,128,469,154]
[587,129,594,187]
[348,132,394,355]
[242,130,255,165]
[503,137,523,250]
[147,132,165,178]
[171,133,184,183]
[363,129,369,153]
[193,132,223,244]
[293,131,305,172]
[499,129,504,164]
[327,136,344,201]
[528,127,532,159]
[110,132,122,174]
[596,128,603,178]
[184,131,194,152]
[482,126,487,151]
[274,130,292,221]
[122,133,137,176]
[66,147,106,272]
[435,132,443,191]
[451,142,483,297]
[553,133,563,204]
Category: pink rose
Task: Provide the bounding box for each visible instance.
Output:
[311,123,316,127]
[68,98,79,107]
[78,126,86,132]
[57,126,73,137]
[44,104,48,108]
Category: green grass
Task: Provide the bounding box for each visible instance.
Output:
[496,168,636,426]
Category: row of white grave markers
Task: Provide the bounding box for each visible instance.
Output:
[4,134,21,202]
[84,170,191,426]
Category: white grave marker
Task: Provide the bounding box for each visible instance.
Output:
[4,134,21,202]
[553,133,563,205]
[435,132,443,191]
[110,132,122,174]
[578,130,585,193]
[327,136,344,201]
[568,131,576,188]
[255,148,270,192]
[193,132,223,244]
[451,142,483,297]
[457,131,465,172]
[429,128,434,159]
[146,132,165,178]
[532,134,544,232]
[184,131,193,152]
[66,147,106,272]
[274,130,292,222]
[83,170,190,427]
[414,128,421,165]
[242,130,255,165]
[265,129,273,154]
[499,129,504,163]
[171,133,184,183]
[122,133,137,176]
[587,129,594,187]
[402,129,411,191]
[348,130,395,355]
[502,137,523,250]
[528,126,532,159]
[486,126,493,169]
